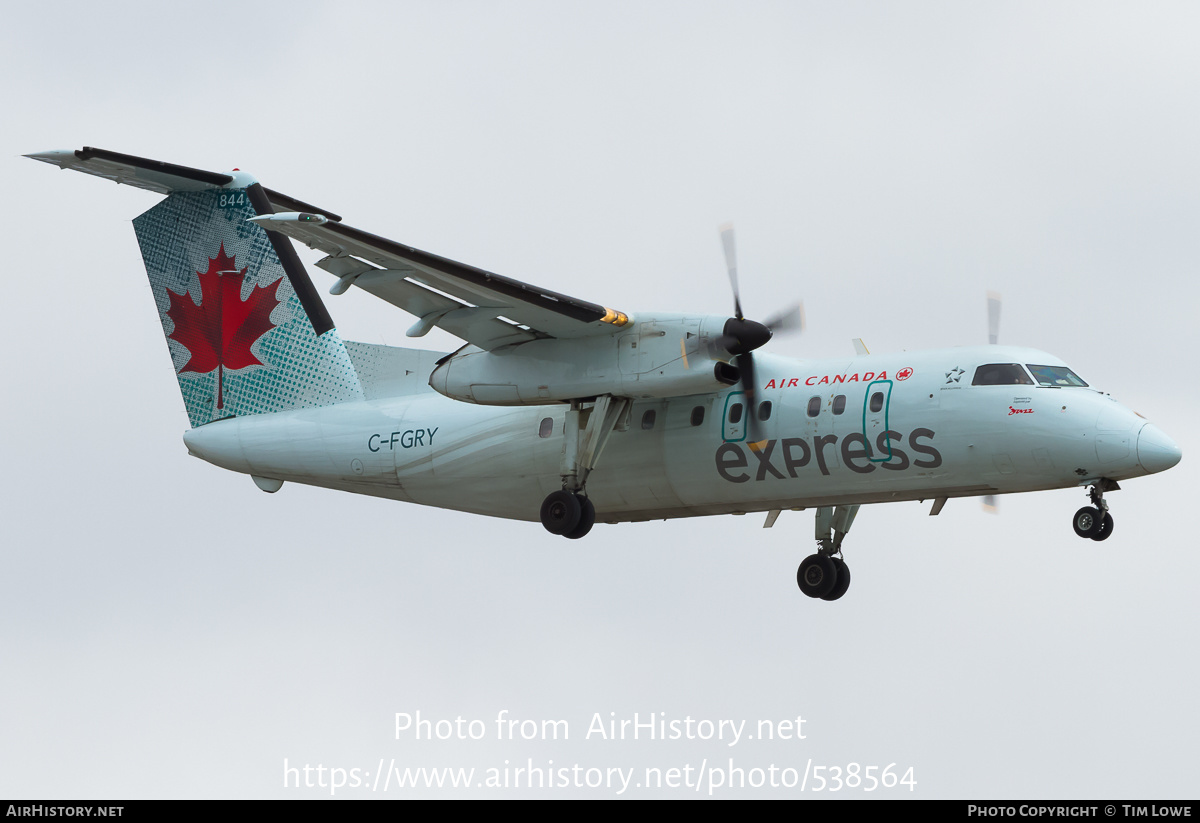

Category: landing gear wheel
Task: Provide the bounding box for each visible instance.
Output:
[540,490,582,535]
[821,558,851,601]
[797,554,838,599]
[563,496,596,540]
[1072,506,1103,539]
[1090,512,1114,542]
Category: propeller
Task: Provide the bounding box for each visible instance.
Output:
[716,223,804,441]
[987,291,1001,346]
[983,290,1002,512]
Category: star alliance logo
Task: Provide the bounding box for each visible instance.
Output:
[945,367,965,384]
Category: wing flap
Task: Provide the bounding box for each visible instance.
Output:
[350,269,535,349]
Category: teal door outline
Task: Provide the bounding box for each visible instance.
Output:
[722,391,747,443]
[862,379,894,462]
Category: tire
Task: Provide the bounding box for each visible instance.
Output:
[797,554,838,599]
[1090,512,1114,542]
[563,496,596,540]
[1072,506,1102,539]
[540,490,582,535]
[821,558,852,601]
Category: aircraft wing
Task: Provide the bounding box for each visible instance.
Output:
[250,214,630,350]
[28,147,630,351]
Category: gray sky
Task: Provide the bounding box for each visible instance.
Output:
[2,1,1197,798]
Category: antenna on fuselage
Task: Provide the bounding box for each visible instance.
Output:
[987,291,1002,345]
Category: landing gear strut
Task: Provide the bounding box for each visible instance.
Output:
[1072,479,1118,542]
[539,395,630,540]
[797,504,858,601]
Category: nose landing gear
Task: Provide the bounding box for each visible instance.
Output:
[797,504,858,601]
[1072,480,1118,541]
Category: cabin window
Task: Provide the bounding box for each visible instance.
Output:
[1026,364,1089,388]
[728,403,744,424]
[807,396,821,417]
[869,391,884,413]
[972,363,1033,386]
[641,410,657,430]
[832,394,846,415]
[538,417,553,438]
[758,401,772,421]
[690,406,705,426]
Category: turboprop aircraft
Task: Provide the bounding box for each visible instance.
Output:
[28,147,1183,601]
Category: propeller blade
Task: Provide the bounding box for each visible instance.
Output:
[987,291,1001,345]
[720,222,743,319]
[764,301,805,335]
[738,351,761,442]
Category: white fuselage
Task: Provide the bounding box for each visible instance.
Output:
[181,344,1177,523]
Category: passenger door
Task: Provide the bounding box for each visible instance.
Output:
[862,379,894,463]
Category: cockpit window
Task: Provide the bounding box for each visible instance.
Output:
[1026,364,1088,388]
[972,363,1033,386]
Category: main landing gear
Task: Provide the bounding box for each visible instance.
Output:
[538,395,631,541]
[797,504,859,601]
[1072,479,1119,542]
[540,490,596,540]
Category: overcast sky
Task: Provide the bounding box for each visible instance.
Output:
[2,1,1198,798]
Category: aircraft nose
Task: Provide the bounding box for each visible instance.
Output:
[1137,423,1182,475]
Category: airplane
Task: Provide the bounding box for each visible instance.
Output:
[27,147,1183,602]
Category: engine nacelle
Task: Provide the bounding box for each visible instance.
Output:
[429,314,737,405]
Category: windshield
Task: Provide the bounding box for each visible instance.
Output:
[1026,364,1088,388]
[972,363,1033,386]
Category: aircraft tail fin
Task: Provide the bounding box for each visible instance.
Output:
[29,148,365,427]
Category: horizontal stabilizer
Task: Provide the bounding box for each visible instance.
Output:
[26,147,341,221]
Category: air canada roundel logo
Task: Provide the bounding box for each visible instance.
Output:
[165,243,282,409]
[896,367,914,381]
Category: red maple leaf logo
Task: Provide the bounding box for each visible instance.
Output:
[166,244,281,409]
